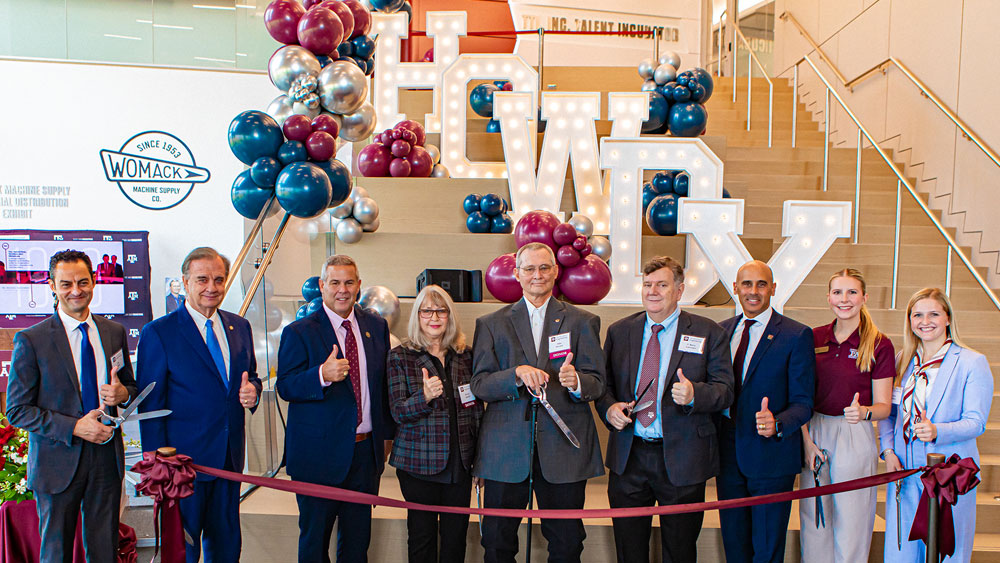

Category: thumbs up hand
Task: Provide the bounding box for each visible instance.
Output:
[422,367,444,403]
[755,397,776,437]
[321,345,351,383]
[100,364,129,406]
[239,371,258,408]
[670,368,694,405]
[558,352,578,390]
[843,392,866,424]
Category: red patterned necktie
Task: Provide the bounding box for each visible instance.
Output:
[635,324,664,427]
[341,319,364,429]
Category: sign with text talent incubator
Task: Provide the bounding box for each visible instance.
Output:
[373,10,852,310]
[0,59,272,319]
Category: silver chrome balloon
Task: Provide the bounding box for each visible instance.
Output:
[339,102,377,142]
[352,197,379,224]
[269,45,321,92]
[358,285,400,327]
[330,198,354,219]
[424,143,441,165]
[640,79,657,92]
[568,215,595,238]
[336,217,364,244]
[350,185,369,202]
[658,51,682,70]
[361,216,380,232]
[317,61,369,115]
[266,95,295,126]
[653,63,677,86]
[430,163,450,178]
[291,99,321,119]
[588,235,612,262]
[637,58,655,80]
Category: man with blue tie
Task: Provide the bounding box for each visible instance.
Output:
[137,247,262,563]
[6,250,138,563]
[717,260,815,563]
[276,254,393,563]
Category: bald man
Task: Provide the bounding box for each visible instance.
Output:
[716,261,815,563]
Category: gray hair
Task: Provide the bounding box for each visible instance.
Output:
[319,255,359,281]
[405,285,467,353]
[181,247,230,279]
[515,242,556,268]
[642,256,685,285]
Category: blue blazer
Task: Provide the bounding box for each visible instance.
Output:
[719,311,815,478]
[276,305,393,487]
[136,306,261,481]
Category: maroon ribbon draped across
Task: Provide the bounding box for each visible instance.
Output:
[130,452,195,563]
[908,454,981,559]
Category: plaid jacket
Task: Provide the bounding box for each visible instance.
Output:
[388,345,483,475]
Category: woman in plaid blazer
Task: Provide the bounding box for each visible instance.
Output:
[389,284,484,563]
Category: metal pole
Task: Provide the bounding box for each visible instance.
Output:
[767,81,773,148]
[854,128,862,244]
[945,248,953,298]
[525,401,539,563]
[746,49,752,132]
[239,212,291,317]
[732,23,738,103]
[792,64,798,148]
[891,179,902,309]
[823,88,830,192]
[224,194,277,295]
[925,452,946,563]
[653,28,659,60]
[717,13,724,77]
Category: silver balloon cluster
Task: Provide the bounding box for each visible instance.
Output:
[330,185,380,244]
[638,51,683,91]
[358,285,400,328]
[568,215,611,263]
[424,143,450,178]
[288,74,320,110]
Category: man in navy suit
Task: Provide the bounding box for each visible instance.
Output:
[137,247,262,563]
[276,254,393,563]
[7,250,138,563]
[717,260,814,563]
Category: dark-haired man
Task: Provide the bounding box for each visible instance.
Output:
[7,249,138,563]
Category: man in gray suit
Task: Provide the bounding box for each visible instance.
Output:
[7,249,138,563]
[471,242,606,563]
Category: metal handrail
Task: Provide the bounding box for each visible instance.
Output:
[778,12,848,84]
[732,24,773,147]
[799,54,1000,311]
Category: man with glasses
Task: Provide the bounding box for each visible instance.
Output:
[471,242,606,563]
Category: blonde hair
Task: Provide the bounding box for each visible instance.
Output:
[896,287,970,383]
[828,269,883,373]
[405,285,467,353]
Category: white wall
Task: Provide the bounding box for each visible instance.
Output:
[773,0,1000,285]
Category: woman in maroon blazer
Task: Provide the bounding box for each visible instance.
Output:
[388,284,483,563]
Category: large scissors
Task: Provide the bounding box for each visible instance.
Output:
[812,449,830,529]
[527,382,581,448]
[97,382,171,444]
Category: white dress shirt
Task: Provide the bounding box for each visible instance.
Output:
[58,306,107,391]
[730,306,774,382]
[185,301,231,382]
[524,296,550,355]
[323,303,371,434]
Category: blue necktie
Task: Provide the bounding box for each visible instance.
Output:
[78,323,99,411]
[205,319,228,387]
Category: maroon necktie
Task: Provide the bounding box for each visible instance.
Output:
[635,324,663,427]
[341,319,364,428]
[732,319,756,398]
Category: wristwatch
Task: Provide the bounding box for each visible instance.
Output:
[864,407,873,421]
[880,448,894,461]
[774,419,784,439]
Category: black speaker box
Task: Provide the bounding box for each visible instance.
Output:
[416,269,482,302]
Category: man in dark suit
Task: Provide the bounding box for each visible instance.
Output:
[471,242,606,563]
[137,247,262,563]
[717,260,814,563]
[6,249,138,563]
[165,279,185,314]
[597,256,733,563]
[276,254,393,563]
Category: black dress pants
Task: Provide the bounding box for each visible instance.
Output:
[396,468,473,563]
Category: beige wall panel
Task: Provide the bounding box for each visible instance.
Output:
[957,0,1000,151]
[887,0,962,108]
[818,0,864,42]
[836,0,890,79]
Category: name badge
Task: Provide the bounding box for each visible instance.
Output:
[458,384,476,407]
[848,348,859,359]
[892,386,902,405]
[814,346,829,354]
[677,335,705,354]
[548,333,571,359]
[111,349,125,372]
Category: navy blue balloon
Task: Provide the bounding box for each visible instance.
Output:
[500,198,510,214]
[493,80,509,89]
[466,211,491,233]
[278,140,308,165]
[480,193,504,216]
[676,70,694,87]
[352,35,376,58]
[398,0,412,22]
[275,162,333,218]
[313,159,352,208]
[692,68,714,102]
[370,0,405,12]
[688,82,707,103]
[250,156,281,188]
[642,183,658,215]
[316,55,333,68]
[673,172,690,196]
[486,118,501,133]
[463,193,482,215]
[651,171,675,194]
[296,304,309,320]
[470,84,499,118]
[641,93,669,133]
[337,42,354,57]
[645,193,679,236]
[490,213,514,233]
[301,276,322,302]
[723,187,732,198]
[364,60,375,76]
[232,170,278,220]
[304,296,324,316]
[668,102,708,137]
[228,110,283,166]
[672,85,692,103]
[658,81,677,102]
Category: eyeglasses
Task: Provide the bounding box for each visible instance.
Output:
[418,308,450,319]
[518,265,555,275]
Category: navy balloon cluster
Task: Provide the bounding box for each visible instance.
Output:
[642,170,731,235]
[296,275,324,319]
[470,80,513,133]
[463,193,513,234]
[638,52,713,138]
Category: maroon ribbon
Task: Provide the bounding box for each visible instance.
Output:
[117,523,138,563]
[908,454,981,558]
[130,452,196,563]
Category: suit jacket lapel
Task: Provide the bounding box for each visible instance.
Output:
[538,299,566,370]
[925,344,960,419]
[626,313,645,395]
[744,313,780,384]
[176,306,227,390]
[354,306,379,389]
[313,308,339,356]
[219,311,242,394]
[508,299,537,366]
[48,315,83,404]
[663,312,690,388]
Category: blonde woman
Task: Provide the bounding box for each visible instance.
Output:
[388,285,483,563]
[880,288,992,562]
[799,269,895,563]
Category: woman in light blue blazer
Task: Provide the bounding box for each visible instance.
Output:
[879,288,993,562]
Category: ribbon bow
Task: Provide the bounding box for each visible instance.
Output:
[131,451,196,563]
[908,454,980,559]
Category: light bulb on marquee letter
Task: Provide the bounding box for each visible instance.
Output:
[599,138,724,305]
[439,54,537,180]
[371,11,465,132]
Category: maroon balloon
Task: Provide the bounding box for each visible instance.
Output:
[303,0,321,7]
[514,210,561,251]
[406,146,433,177]
[311,113,340,137]
[556,245,581,268]
[389,157,412,177]
[391,139,411,158]
[395,119,426,146]
[580,243,592,257]
[264,0,305,45]
[572,236,587,251]
[342,0,370,39]
[485,253,523,303]
[305,131,336,161]
[552,223,578,246]
[422,48,434,62]
[502,82,514,91]
[282,114,312,142]
[558,255,612,304]
[297,7,344,56]
[317,0,355,40]
[357,143,392,176]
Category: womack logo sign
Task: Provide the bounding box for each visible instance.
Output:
[100,131,210,210]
